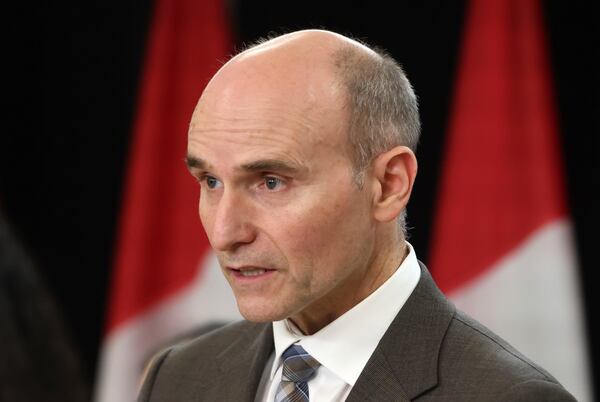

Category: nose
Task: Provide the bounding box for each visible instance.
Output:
[205,188,256,252]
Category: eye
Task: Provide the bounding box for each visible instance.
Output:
[264,176,284,190]
[203,175,223,189]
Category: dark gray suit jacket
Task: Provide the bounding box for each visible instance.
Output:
[138,264,576,401]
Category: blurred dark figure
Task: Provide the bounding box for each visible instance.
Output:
[0,210,88,402]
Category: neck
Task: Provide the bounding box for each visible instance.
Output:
[290,236,408,335]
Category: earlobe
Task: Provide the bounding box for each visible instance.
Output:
[372,146,418,222]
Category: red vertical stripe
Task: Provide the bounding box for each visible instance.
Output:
[429,0,567,292]
[105,0,231,332]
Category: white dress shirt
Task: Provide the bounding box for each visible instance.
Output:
[255,242,421,402]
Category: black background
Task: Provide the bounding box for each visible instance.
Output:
[2,0,598,396]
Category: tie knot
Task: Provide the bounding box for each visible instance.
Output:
[280,344,320,383]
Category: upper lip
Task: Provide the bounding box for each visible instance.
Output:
[227,265,274,271]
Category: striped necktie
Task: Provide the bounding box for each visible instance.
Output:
[274,344,321,402]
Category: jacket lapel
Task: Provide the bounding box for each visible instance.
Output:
[208,323,274,402]
[348,263,455,401]
[345,349,410,402]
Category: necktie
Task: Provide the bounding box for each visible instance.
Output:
[275,344,320,402]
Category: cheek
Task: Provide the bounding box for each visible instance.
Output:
[198,194,215,233]
[274,189,369,279]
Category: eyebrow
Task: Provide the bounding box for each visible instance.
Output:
[185,155,208,170]
[240,159,302,174]
[185,155,303,175]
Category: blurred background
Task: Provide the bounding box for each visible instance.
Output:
[2,0,598,401]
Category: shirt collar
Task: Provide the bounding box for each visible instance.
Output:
[271,242,421,386]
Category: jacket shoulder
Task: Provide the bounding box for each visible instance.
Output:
[448,311,556,380]
[430,310,575,401]
[137,320,269,402]
[169,320,266,360]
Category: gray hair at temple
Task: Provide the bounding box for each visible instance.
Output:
[334,42,421,237]
[333,43,420,177]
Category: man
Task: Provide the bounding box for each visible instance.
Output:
[138,29,575,401]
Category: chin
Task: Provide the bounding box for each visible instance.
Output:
[236,300,290,323]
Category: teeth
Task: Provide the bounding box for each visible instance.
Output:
[239,269,266,277]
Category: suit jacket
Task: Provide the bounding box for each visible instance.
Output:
[138,264,576,401]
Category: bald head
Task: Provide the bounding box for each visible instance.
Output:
[232,29,377,65]
[199,29,419,162]
[194,30,373,141]
[196,30,354,121]
[219,30,376,80]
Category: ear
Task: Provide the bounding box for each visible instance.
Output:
[370,146,418,222]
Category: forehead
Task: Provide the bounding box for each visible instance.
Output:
[188,62,349,168]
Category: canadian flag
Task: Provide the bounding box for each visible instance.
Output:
[93,1,240,401]
[429,1,592,401]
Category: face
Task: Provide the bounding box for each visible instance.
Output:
[187,60,379,333]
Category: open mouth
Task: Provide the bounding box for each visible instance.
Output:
[229,267,276,278]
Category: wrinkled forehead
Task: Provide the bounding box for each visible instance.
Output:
[189,49,349,150]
